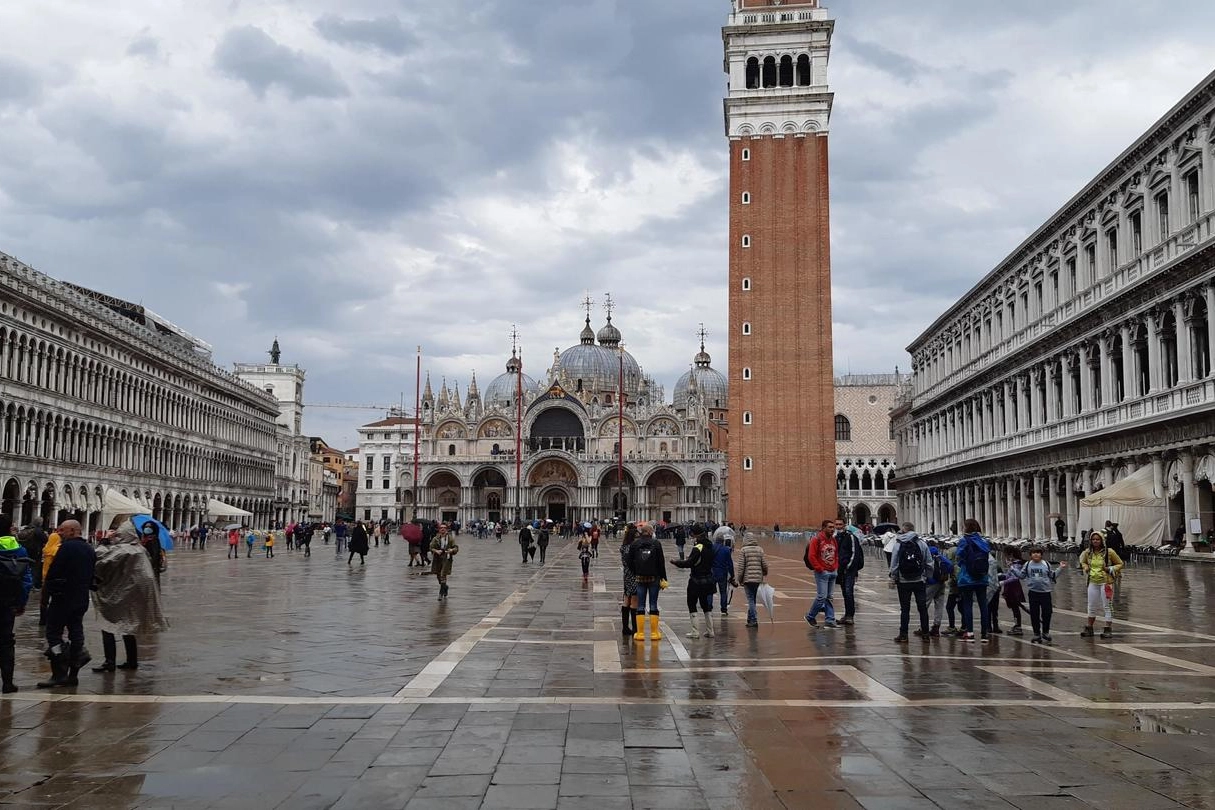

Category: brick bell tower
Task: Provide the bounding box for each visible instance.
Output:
[724,0,836,529]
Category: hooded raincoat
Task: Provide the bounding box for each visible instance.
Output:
[93,522,169,637]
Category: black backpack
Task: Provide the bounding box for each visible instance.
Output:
[632,542,659,578]
[897,541,924,580]
[0,556,29,608]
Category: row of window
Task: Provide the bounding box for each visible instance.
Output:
[916,167,1206,388]
[744,55,813,89]
[0,325,273,449]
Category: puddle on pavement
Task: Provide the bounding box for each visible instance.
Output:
[1133,711,1207,735]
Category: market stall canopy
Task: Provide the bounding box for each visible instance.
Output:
[103,489,148,516]
[1079,464,1168,547]
[207,498,253,518]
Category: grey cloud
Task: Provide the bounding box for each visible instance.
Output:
[126,35,160,59]
[214,25,348,99]
[0,57,42,105]
[313,14,417,55]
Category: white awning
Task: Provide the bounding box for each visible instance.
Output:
[103,489,149,516]
[207,498,253,518]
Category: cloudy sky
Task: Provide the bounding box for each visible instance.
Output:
[3,1,1214,449]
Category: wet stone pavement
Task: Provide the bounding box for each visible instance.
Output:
[4,534,1215,808]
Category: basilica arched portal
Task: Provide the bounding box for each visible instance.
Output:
[529,457,579,523]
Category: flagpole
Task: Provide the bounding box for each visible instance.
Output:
[413,346,421,520]
[515,344,523,527]
[617,342,625,520]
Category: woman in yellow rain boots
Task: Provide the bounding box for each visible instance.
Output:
[626,523,668,641]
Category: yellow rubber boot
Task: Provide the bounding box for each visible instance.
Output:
[633,613,647,642]
[649,614,663,641]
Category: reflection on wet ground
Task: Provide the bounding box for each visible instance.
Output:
[3,535,1215,808]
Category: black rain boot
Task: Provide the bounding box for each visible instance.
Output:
[0,642,16,693]
[117,636,138,670]
[36,644,71,689]
[94,633,117,673]
[630,609,639,636]
[621,605,632,636]
[65,642,91,686]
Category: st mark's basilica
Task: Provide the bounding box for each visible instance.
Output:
[358,300,728,527]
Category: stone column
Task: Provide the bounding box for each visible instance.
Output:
[1048,472,1060,529]
[1065,470,1078,542]
[1018,477,1032,541]
[1102,464,1115,490]
[1146,313,1163,393]
[1062,355,1077,418]
[1029,369,1042,428]
[1181,451,1199,545]
[986,483,997,537]
[1120,322,1135,399]
[1044,363,1058,422]
[1010,480,1020,539]
[1002,381,1015,434]
[1079,349,1095,413]
[1033,475,1046,541]
[1206,283,1215,377]
[1098,335,1113,408]
[1175,298,1194,384]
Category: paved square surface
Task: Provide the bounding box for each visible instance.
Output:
[4,534,1215,808]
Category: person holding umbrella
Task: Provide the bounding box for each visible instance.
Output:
[91,521,168,674]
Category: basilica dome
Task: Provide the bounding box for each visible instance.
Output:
[484,352,537,409]
[674,345,728,411]
[558,316,642,396]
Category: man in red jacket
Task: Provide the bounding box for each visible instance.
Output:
[804,519,839,628]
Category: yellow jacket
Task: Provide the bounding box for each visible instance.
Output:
[1079,547,1123,585]
[42,532,61,581]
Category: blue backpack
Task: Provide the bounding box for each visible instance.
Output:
[959,536,990,580]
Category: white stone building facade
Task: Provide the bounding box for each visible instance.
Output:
[354,415,415,523]
[895,73,1215,543]
[835,374,906,527]
[233,359,311,526]
[1,252,278,531]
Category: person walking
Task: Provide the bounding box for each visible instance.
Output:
[334,520,348,554]
[1054,517,1067,543]
[1016,547,1066,643]
[299,523,312,558]
[348,522,369,565]
[245,529,256,558]
[803,520,839,629]
[430,524,458,600]
[519,523,535,563]
[38,519,94,689]
[627,523,667,642]
[955,519,992,643]
[1079,531,1123,639]
[403,520,423,567]
[16,516,46,595]
[91,521,168,675]
[537,522,551,564]
[227,529,239,559]
[710,526,736,617]
[578,535,592,582]
[265,532,275,558]
[620,524,639,637]
[1001,550,1027,635]
[835,520,864,626]
[674,524,716,639]
[590,522,600,558]
[889,523,932,643]
[139,523,166,587]
[737,532,768,628]
[0,515,34,693]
